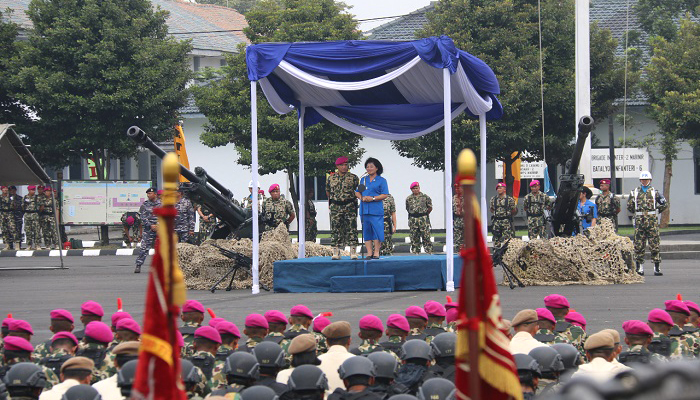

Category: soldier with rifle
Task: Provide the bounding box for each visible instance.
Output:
[489,182,516,249]
[627,171,667,276]
[523,180,551,240]
[595,178,620,231]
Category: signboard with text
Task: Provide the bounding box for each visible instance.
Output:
[591,148,649,178]
[61,180,151,225]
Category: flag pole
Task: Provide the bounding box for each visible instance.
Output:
[458,149,481,400]
[161,154,179,361]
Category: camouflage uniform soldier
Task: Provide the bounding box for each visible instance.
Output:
[379,194,396,256]
[9,187,23,248]
[261,184,295,233]
[627,171,668,276]
[453,184,463,252]
[326,156,359,260]
[39,187,58,249]
[135,188,159,273]
[175,191,195,243]
[120,212,141,248]
[22,186,41,250]
[665,300,700,358]
[241,180,264,211]
[0,186,16,250]
[305,192,318,243]
[490,183,516,249]
[406,182,433,254]
[595,178,620,231]
[523,180,551,240]
[544,295,586,356]
[534,308,568,346]
[196,204,217,244]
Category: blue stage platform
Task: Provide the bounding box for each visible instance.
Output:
[273,255,462,293]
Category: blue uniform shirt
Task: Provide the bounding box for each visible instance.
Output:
[356,175,389,216]
[577,200,598,230]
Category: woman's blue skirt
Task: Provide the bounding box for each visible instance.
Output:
[362,214,384,241]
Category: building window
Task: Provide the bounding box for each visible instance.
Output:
[220,58,227,67]
[296,176,329,201]
[193,56,201,72]
[150,155,159,189]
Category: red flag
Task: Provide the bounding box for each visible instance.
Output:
[456,199,522,400]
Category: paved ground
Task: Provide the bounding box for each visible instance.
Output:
[1,256,699,347]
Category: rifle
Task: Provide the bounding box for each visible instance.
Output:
[492,239,525,289]
[208,244,270,292]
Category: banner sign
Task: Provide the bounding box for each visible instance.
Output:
[591,148,649,178]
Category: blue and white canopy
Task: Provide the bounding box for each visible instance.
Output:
[246,36,502,139]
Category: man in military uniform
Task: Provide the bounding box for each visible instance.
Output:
[405,306,433,343]
[350,315,385,356]
[326,157,359,260]
[305,188,318,243]
[0,186,17,250]
[175,190,195,243]
[242,180,264,211]
[180,300,205,352]
[595,178,620,231]
[453,184,463,252]
[523,180,551,240]
[490,182,516,249]
[120,212,141,248]
[647,308,685,360]
[534,308,567,345]
[618,320,664,365]
[75,321,115,383]
[261,184,295,233]
[684,301,700,341]
[405,182,432,254]
[196,203,217,244]
[378,314,409,361]
[22,186,41,250]
[423,301,447,337]
[379,194,396,256]
[238,314,268,354]
[514,353,541,400]
[1,336,59,390]
[664,300,699,357]
[627,171,668,276]
[543,295,586,355]
[135,187,159,274]
[9,187,24,249]
[39,187,58,250]
[187,327,226,392]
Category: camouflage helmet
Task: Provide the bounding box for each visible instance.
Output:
[240,385,279,400]
[224,352,260,380]
[337,356,375,380]
[430,332,456,358]
[366,351,399,379]
[252,341,287,369]
[3,362,47,389]
[551,343,582,370]
[416,377,456,400]
[287,365,328,392]
[529,346,565,378]
[180,359,202,384]
[401,339,434,361]
[514,353,541,377]
[60,384,102,400]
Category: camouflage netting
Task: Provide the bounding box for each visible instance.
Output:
[177,224,346,290]
[501,219,643,286]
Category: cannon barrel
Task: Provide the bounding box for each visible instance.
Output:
[127,126,202,184]
[566,116,594,175]
[194,166,233,200]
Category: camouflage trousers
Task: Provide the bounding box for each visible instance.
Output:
[453,218,463,251]
[14,214,23,243]
[24,213,41,248]
[40,215,58,248]
[197,221,216,244]
[527,216,546,239]
[380,217,393,255]
[634,216,661,263]
[409,216,432,254]
[330,205,357,247]
[176,230,192,244]
[136,230,157,267]
[305,219,317,243]
[122,226,140,247]
[1,211,16,244]
[491,219,514,249]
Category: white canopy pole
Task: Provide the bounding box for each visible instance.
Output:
[251,81,260,294]
[443,68,454,292]
[576,0,593,184]
[480,114,488,238]
[298,107,306,258]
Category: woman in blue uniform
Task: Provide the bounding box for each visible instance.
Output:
[356,157,389,259]
[577,186,597,234]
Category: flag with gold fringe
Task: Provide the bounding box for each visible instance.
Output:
[133,153,188,400]
[456,192,522,400]
[174,124,190,183]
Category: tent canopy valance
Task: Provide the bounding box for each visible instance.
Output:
[0,124,52,185]
[246,36,502,139]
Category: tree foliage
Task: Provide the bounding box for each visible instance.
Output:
[196,0,264,15]
[10,0,192,178]
[636,0,700,40]
[0,10,31,126]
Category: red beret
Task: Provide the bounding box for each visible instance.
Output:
[335,156,349,166]
[44,187,52,192]
[194,326,221,344]
[290,305,313,319]
[182,300,205,314]
[85,321,114,343]
[116,318,141,335]
[543,294,570,309]
[216,321,241,338]
[446,308,458,324]
[126,216,135,225]
[175,331,185,347]
[8,319,34,335]
[684,301,700,315]
[157,190,164,195]
[2,317,13,328]
[264,310,287,325]
[405,306,428,320]
[648,308,674,326]
[268,184,280,193]
[410,182,419,189]
[359,315,383,332]
[529,180,540,187]
[564,312,586,330]
[81,301,104,317]
[52,331,79,346]
[664,300,690,316]
[111,311,132,328]
[445,302,458,310]
[536,308,556,325]
[244,314,269,329]
[386,314,410,332]
[208,318,226,328]
[27,185,36,190]
[424,301,446,317]
[622,320,654,336]
[313,317,331,333]
[3,336,34,352]
[496,183,506,188]
[50,309,74,323]
[600,179,611,185]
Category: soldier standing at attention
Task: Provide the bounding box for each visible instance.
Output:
[22,185,41,250]
[379,194,396,256]
[261,184,295,233]
[305,188,317,243]
[120,212,141,248]
[595,179,620,231]
[196,203,217,244]
[39,187,59,250]
[523,180,551,240]
[627,171,667,276]
[9,186,23,249]
[242,180,264,211]
[174,190,195,243]
[490,182,516,249]
[327,157,359,260]
[453,183,463,252]
[406,182,433,254]
[134,187,159,274]
[0,186,16,250]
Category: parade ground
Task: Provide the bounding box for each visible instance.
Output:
[1,254,699,344]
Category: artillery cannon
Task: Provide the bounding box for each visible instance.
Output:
[127,126,262,240]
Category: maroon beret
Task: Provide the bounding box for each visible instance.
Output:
[116,318,141,335]
[245,314,269,329]
[405,306,428,320]
[446,308,458,324]
[335,156,349,166]
[424,301,446,317]
[194,326,222,344]
[600,179,611,185]
[664,300,690,316]
[111,311,132,328]
[50,309,74,323]
[290,305,313,319]
[2,317,13,328]
[216,321,241,338]
[81,301,104,317]
[264,310,287,325]
[684,301,700,315]
[8,319,34,335]
[387,314,410,332]
[3,336,34,352]
[176,331,185,347]
[543,294,570,309]
[85,321,114,343]
[359,315,383,332]
[622,320,654,336]
[536,308,556,325]
[648,308,674,326]
[313,317,331,333]
[208,318,226,328]
[564,312,587,330]
[182,300,205,313]
[52,331,79,346]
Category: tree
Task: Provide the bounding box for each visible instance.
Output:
[197,0,264,15]
[642,17,700,227]
[11,0,192,180]
[0,10,31,126]
[192,0,364,220]
[392,0,634,197]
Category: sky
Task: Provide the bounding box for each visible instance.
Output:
[343,0,434,31]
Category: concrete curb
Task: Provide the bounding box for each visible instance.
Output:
[0,249,154,257]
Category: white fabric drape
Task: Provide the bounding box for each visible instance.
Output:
[251,81,260,294]
[480,114,488,238]
[298,107,306,259]
[443,68,454,292]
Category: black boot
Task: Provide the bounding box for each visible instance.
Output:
[654,263,663,276]
[636,262,644,276]
[134,264,141,274]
